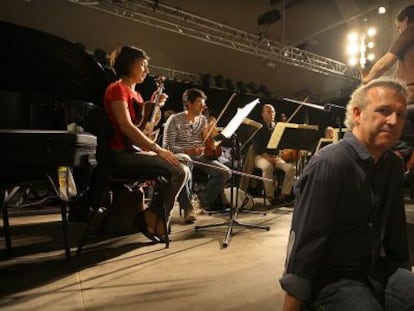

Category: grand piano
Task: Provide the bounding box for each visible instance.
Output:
[0,21,109,259]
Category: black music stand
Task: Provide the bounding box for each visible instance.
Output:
[267,123,320,176]
[195,99,270,248]
[267,122,320,152]
[236,118,263,152]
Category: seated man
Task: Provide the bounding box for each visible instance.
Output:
[163,88,231,216]
[252,104,295,206]
[280,78,414,310]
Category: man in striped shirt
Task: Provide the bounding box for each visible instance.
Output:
[163,88,231,220]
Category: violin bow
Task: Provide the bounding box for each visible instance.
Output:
[286,96,309,123]
[203,92,237,144]
[180,158,273,182]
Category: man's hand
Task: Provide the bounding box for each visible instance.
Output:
[282,293,303,311]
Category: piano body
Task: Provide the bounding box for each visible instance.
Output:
[0,21,108,258]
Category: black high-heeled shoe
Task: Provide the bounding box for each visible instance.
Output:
[134,211,161,243]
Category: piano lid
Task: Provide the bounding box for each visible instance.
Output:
[0,21,108,106]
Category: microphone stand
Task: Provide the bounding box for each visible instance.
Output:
[324,104,346,140]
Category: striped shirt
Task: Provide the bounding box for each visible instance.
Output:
[163,111,208,153]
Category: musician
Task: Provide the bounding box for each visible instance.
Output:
[324,126,335,139]
[104,45,190,241]
[280,112,288,122]
[360,5,414,135]
[252,104,295,206]
[163,88,231,214]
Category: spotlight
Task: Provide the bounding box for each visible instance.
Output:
[257,9,281,26]
[224,79,235,91]
[247,82,259,94]
[200,73,213,87]
[236,81,247,94]
[214,75,225,88]
[258,85,272,98]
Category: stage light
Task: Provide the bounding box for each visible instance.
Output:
[200,73,213,87]
[236,81,247,94]
[378,7,386,14]
[224,79,235,91]
[367,53,375,61]
[347,43,359,55]
[348,57,358,66]
[345,26,377,68]
[247,82,259,94]
[214,75,225,88]
[347,32,359,43]
[367,27,376,37]
[258,85,272,98]
[257,9,281,26]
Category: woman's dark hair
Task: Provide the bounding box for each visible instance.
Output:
[110,46,149,77]
[397,5,414,24]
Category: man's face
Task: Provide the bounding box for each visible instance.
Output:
[396,17,409,33]
[353,86,407,156]
[188,97,206,115]
[262,105,275,124]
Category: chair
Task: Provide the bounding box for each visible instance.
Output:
[75,106,171,256]
[239,144,285,207]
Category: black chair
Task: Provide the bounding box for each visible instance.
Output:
[76,106,171,256]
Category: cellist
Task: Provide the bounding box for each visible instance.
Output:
[163,88,231,218]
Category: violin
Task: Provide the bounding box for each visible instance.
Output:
[280,149,299,163]
[202,108,222,160]
[137,76,165,141]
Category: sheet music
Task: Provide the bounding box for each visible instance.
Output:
[221,98,260,139]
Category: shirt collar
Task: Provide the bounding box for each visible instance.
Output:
[343,132,389,163]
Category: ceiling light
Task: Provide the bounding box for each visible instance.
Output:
[349,57,358,66]
[347,32,359,43]
[367,27,376,37]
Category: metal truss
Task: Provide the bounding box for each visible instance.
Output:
[149,64,201,85]
[69,0,360,82]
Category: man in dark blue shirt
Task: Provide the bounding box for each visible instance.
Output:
[280,77,414,310]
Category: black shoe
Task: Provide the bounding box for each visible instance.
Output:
[269,197,291,207]
[134,212,161,243]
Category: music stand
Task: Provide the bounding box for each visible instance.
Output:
[315,138,334,153]
[236,118,263,152]
[195,98,270,248]
[267,122,320,152]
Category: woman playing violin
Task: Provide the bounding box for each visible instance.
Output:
[103,45,191,241]
[163,88,231,215]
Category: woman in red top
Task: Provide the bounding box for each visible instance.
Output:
[104,46,190,242]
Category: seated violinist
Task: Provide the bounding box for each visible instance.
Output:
[103,45,191,241]
[252,104,295,206]
[162,88,231,217]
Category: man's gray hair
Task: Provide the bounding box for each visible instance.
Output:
[344,77,408,130]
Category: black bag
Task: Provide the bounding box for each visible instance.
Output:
[100,184,144,235]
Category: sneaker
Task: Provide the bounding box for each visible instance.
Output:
[183,209,197,224]
[191,196,206,215]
